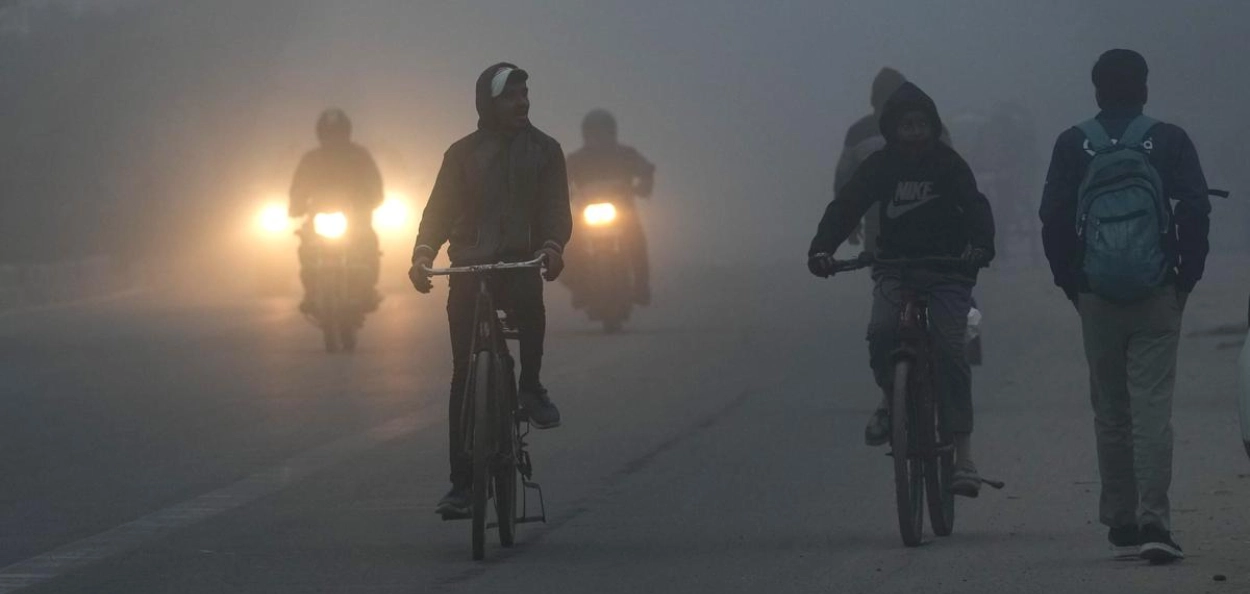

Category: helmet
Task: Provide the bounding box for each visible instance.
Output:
[581,109,617,147]
[316,108,352,145]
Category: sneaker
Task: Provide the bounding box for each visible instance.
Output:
[519,385,561,429]
[1139,526,1184,565]
[864,407,890,446]
[1108,525,1140,560]
[435,485,470,516]
[949,460,981,498]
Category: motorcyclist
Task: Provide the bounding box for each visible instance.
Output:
[408,63,571,516]
[288,108,383,313]
[565,109,656,305]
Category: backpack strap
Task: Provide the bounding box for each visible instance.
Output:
[1118,115,1159,148]
[1076,119,1114,152]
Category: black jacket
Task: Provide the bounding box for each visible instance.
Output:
[289,141,383,221]
[1039,107,1210,298]
[413,64,573,265]
[810,83,995,279]
[566,144,655,207]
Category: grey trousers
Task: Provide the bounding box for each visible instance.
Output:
[867,271,974,434]
[1078,285,1183,532]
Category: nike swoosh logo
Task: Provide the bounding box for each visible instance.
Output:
[886,195,936,219]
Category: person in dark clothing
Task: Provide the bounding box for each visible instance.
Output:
[835,68,906,253]
[289,108,384,313]
[1039,49,1210,564]
[835,68,953,253]
[809,82,995,497]
[565,109,656,305]
[408,63,572,516]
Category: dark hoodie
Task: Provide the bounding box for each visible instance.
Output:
[810,83,995,275]
[413,63,572,265]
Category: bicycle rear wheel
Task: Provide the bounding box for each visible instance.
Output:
[495,356,518,547]
[470,353,494,560]
[891,359,925,547]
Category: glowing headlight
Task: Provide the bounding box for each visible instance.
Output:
[258,203,290,234]
[373,193,410,230]
[313,212,348,239]
[583,203,618,226]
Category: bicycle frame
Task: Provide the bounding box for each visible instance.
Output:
[424,258,548,558]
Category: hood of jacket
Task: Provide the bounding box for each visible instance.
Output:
[879,82,944,146]
[475,62,529,131]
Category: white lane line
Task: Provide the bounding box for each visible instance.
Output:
[0,413,433,593]
[0,287,147,319]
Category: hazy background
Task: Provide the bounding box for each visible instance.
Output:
[1,0,1247,283]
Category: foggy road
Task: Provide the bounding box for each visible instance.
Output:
[1,262,1248,594]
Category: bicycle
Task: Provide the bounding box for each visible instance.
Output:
[423,257,548,560]
[827,252,1002,546]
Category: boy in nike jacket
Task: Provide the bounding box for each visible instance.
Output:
[808,82,996,496]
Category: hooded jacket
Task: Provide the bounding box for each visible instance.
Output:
[1039,106,1210,298]
[413,63,572,265]
[810,83,995,278]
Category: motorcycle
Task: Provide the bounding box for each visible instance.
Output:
[570,184,635,333]
[300,209,374,353]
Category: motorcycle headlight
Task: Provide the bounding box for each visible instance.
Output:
[257,202,290,235]
[373,193,410,231]
[314,212,348,239]
[583,203,618,227]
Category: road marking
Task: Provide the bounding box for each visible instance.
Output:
[0,414,433,593]
[0,287,147,319]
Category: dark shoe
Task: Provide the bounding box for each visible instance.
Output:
[1139,526,1184,564]
[865,407,890,446]
[519,385,561,429]
[1108,525,1140,560]
[436,485,470,516]
[949,460,981,498]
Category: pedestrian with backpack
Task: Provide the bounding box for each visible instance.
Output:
[1040,49,1211,564]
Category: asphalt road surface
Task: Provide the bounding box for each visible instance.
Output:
[1,258,1248,594]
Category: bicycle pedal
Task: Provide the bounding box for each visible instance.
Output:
[980,477,1006,490]
[439,510,471,521]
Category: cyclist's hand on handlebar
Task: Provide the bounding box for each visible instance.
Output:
[535,243,564,282]
[408,256,434,294]
[962,246,993,269]
[807,252,836,278]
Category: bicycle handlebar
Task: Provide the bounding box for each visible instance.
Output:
[421,256,545,277]
[826,253,971,274]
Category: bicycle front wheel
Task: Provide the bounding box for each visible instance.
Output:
[891,359,924,547]
[919,360,954,536]
[470,353,494,560]
[495,356,519,547]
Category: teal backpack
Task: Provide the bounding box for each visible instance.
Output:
[1076,115,1169,302]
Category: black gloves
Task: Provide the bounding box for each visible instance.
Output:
[409,245,436,294]
[536,242,564,282]
[963,246,993,269]
[808,253,835,278]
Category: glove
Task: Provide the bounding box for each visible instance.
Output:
[963,246,993,269]
[807,253,835,278]
[536,242,564,282]
[409,245,435,294]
